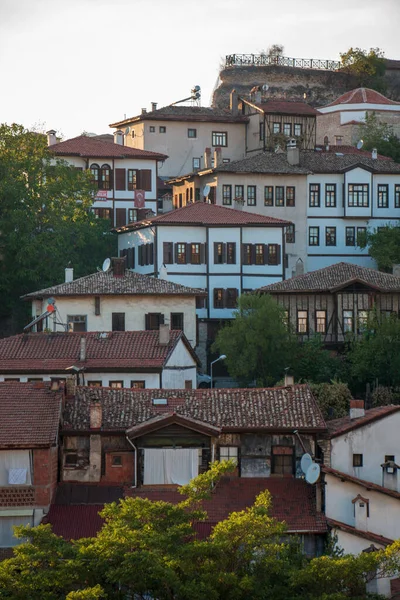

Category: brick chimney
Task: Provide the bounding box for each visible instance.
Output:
[230,89,239,116]
[111,257,126,277]
[141,108,147,115]
[90,402,102,429]
[151,102,157,112]
[47,130,57,146]
[214,147,222,168]
[350,400,365,420]
[159,323,170,346]
[204,148,211,169]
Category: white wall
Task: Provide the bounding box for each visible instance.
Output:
[325,473,400,543]
[163,338,197,388]
[32,294,197,348]
[330,411,400,488]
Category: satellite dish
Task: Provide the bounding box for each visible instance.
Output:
[102,258,111,272]
[203,185,210,197]
[125,126,130,135]
[47,297,56,305]
[300,453,313,475]
[262,84,269,91]
[357,139,364,150]
[305,463,320,485]
[192,85,201,92]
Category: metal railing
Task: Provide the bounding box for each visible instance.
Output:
[225,54,341,71]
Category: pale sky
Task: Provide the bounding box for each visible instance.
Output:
[1,0,399,140]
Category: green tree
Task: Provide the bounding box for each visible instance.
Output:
[340,47,386,92]
[293,337,346,384]
[213,293,296,386]
[310,381,352,420]
[0,123,116,333]
[357,224,400,272]
[348,311,400,387]
[357,112,400,163]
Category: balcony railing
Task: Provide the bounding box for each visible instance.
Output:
[225,54,341,71]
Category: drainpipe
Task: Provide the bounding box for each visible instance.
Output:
[125,436,138,488]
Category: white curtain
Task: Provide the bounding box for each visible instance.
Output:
[144,449,199,485]
[0,451,32,486]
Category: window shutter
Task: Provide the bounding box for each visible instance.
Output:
[200,243,206,264]
[145,314,150,330]
[213,242,219,264]
[251,244,256,265]
[174,243,179,264]
[115,168,126,191]
[186,243,192,264]
[222,243,227,264]
[136,170,142,189]
[109,170,114,190]
[139,246,143,266]
[94,296,100,316]
[263,244,268,265]
[141,170,152,191]
[231,243,236,264]
[241,244,246,265]
[163,242,173,264]
[276,244,281,265]
[150,243,154,265]
[116,208,126,228]
[127,247,134,269]
[159,313,165,325]
[223,289,228,309]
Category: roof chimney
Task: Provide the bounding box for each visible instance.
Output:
[284,373,294,386]
[159,264,168,280]
[47,129,57,146]
[393,264,400,277]
[111,257,126,277]
[141,108,147,115]
[204,147,211,169]
[65,267,74,283]
[350,400,365,420]
[230,89,239,116]
[90,401,102,429]
[159,323,170,346]
[250,86,261,104]
[287,139,300,166]
[295,258,304,277]
[214,147,222,168]
[372,148,378,160]
[113,129,124,145]
[80,337,86,362]
[151,102,157,112]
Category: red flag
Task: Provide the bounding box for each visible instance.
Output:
[134,190,145,208]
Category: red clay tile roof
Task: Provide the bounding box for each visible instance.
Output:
[258,262,400,294]
[326,405,400,438]
[0,330,198,373]
[49,135,167,160]
[44,477,327,539]
[315,145,392,161]
[116,201,291,232]
[323,467,400,501]
[327,518,394,546]
[23,269,204,299]
[0,382,62,448]
[110,105,248,127]
[62,384,326,432]
[256,100,319,116]
[323,87,400,108]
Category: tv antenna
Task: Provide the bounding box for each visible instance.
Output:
[356,139,364,150]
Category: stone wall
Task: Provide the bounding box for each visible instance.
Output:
[213,63,400,109]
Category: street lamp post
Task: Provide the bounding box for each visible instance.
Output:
[210,354,226,389]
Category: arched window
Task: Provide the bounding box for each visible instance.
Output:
[101,164,111,190]
[90,163,100,188]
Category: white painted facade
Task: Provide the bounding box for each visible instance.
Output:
[0,338,197,390]
[307,167,400,272]
[323,409,400,597]
[113,118,246,178]
[31,294,197,348]
[118,222,285,320]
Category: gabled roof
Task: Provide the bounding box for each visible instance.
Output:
[258,263,400,294]
[0,382,62,448]
[323,466,400,501]
[109,105,248,127]
[49,135,167,161]
[116,201,291,233]
[327,518,394,547]
[23,269,204,299]
[326,405,400,438]
[62,384,326,432]
[212,150,400,175]
[315,144,391,161]
[44,477,327,539]
[322,87,400,108]
[0,330,199,373]
[126,412,221,438]
[247,99,319,117]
